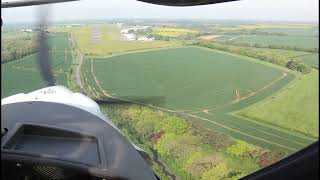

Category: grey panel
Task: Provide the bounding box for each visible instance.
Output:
[1,101,157,180]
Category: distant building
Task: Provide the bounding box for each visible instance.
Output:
[116,23,123,28]
[137,37,155,42]
[21,29,33,32]
[123,33,137,41]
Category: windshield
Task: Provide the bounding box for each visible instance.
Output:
[1,0,319,179]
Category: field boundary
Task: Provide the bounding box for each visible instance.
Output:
[86,46,184,59]
[88,51,312,152]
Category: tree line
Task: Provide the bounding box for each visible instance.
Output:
[1,35,37,63]
[191,41,312,74]
[102,105,287,180]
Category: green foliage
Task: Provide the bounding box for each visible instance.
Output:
[192,41,311,71]
[162,117,189,135]
[190,121,235,150]
[226,141,250,156]
[200,163,228,180]
[155,133,179,156]
[1,32,37,63]
[152,162,171,180]
[286,60,311,74]
[257,150,287,168]
[228,172,246,180]
[102,105,262,180]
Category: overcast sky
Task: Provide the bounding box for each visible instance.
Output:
[2,0,319,23]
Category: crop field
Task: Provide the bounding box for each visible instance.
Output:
[258,28,319,36]
[1,33,73,98]
[155,27,198,37]
[215,34,319,50]
[83,47,316,153]
[70,25,181,56]
[1,66,46,98]
[239,69,319,138]
[297,53,319,68]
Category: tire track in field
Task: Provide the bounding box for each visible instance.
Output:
[179,72,288,114]
[88,61,311,152]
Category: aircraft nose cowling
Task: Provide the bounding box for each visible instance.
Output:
[1,86,102,118]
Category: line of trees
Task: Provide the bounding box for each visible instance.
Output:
[102,105,287,180]
[221,41,318,53]
[192,41,312,74]
[1,35,37,63]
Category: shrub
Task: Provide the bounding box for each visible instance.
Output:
[226,141,250,156]
[258,150,287,168]
[200,163,228,180]
[286,60,311,74]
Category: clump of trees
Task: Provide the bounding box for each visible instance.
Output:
[1,35,37,63]
[257,150,287,168]
[152,34,170,41]
[226,140,250,156]
[222,40,318,53]
[102,105,284,180]
[286,60,311,74]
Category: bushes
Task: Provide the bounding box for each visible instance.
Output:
[257,150,287,168]
[162,117,189,135]
[286,60,311,74]
[2,37,37,63]
[226,141,250,156]
[200,163,228,180]
[189,121,235,150]
[102,105,261,179]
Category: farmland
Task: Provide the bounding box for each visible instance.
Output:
[155,27,199,37]
[238,69,319,138]
[2,21,319,180]
[1,33,73,98]
[68,25,181,56]
[297,53,319,68]
[83,47,316,153]
[214,35,318,50]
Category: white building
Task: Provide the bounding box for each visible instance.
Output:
[137,37,155,42]
[21,29,33,32]
[123,33,137,41]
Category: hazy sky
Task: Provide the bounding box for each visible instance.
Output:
[2,0,319,23]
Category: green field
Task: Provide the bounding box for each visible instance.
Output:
[215,35,319,50]
[1,33,73,98]
[70,25,181,56]
[297,53,319,68]
[238,69,319,138]
[259,28,319,36]
[84,47,316,153]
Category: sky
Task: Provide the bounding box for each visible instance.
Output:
[1,0,319,23]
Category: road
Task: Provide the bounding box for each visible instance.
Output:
[75,49,85,90]
[70,34,86,93]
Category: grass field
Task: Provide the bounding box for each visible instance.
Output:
[1,66,46,98]
[70,25,181,56]
[259,28,319,36]
[155,27,198,37]
[83,47,316,153]
[238,69,319,138]
[297,53,319,68]
[215,35,319,50]
[1,33,73,98]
